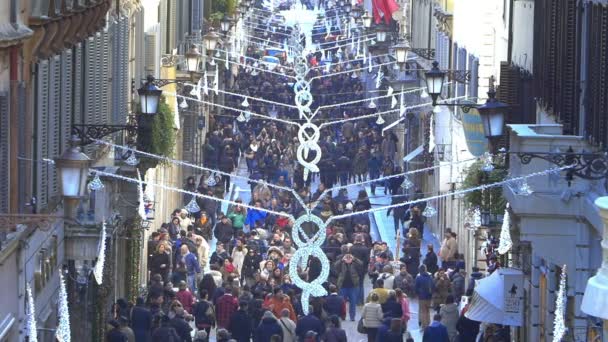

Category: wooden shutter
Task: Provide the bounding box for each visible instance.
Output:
[35,60,50,211]
[120,17,129,122]
[584,3,608,147]
[468,55,479,99]
[73,43,83,125]
[49,55,62,198]
[533,0,580,135]
[457,47,467,97]
[61,49,74,153]
[17,83,27,213]
[191,0,202,33]
[84,37,95,126]
[100,30,110,125]
[0,92,9,213]
[145,30,159,75]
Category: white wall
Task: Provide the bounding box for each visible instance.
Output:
[452,0,508,97]
[510,0,534,72]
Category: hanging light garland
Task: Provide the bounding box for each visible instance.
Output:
[401,176,414,190]
[56,273,71,342]
[125,153,140,166]
[88,174,105,191]
[136,169,146,221]
[185,197,201,213]
[422,204,437,218]
[497,204,512,255]
[26,284,38,342]
[375,114,385,125]
[93,221,107,284]
[552,264,568,342]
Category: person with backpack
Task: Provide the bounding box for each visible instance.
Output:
[192,289,215,336]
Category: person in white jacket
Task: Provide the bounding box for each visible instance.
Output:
[231,239,248,275]
[362,293,384,342]
[278,308,297,342]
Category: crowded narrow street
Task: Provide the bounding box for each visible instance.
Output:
[3,0,608,341]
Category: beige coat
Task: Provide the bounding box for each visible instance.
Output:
[362,302,384,328]
[439,237,458,262]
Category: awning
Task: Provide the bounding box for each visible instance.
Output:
[403,145,424,162]
[465,268,524,326]
[0,23,33,48]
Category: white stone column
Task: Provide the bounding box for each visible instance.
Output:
[582,197,608,340]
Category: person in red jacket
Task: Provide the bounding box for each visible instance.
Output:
[216,286,239,329]
[175,281,195,314]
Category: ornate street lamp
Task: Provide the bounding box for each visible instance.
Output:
[54,137,92,200]
[203,29,221,52]
[394,40,409,66]
[424,61,446,105]
[220,17,233,34]
[362,12,373,28]
[477,76,508,140]
[185,45,202,73]
[351,6,363,19]
[138,75,163,115]
[375,25,388,43]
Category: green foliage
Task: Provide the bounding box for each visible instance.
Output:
[460,159,508,215]
[211,0,227,13]
[210,12,225,24]
[149,99,175,159]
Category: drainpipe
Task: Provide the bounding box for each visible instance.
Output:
[9,45,19,213]
[581,197,608,341]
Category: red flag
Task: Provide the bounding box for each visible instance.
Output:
[372,0,400,24]
[382,0,400,24]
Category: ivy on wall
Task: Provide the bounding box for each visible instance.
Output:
[460,159,508,215]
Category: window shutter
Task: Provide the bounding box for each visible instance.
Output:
[584,3,608,147]
[191,0,202,33]
[61,49,74,153]
[145,30,159,75]
[0,92,9,213]
[17,83,27,213]
[100,29,110,125]
[35,60,50,211]
[120,17,129,123]
[468,55,479,99]
[84,37,95,126]
[48,55,62,198]
[73,43,83,125]
[457,48,467,97]
[533,0,580,135]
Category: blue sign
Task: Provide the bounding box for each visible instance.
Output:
[461,105,488,157]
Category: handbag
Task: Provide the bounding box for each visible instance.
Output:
[357,317,367,334]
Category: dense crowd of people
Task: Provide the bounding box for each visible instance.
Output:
[102,4,513,342]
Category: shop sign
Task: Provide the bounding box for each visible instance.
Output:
[460,104,489,157]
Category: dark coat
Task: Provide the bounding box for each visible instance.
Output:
[295,314,325,339]
[254,317,283,342]
[415,272,434,300]
[422,322,450,342]
[323,294,345,318]
[228,309,253,342]
[323,327,347,342]
[130,305,152,342]
[423,251,439,275]
[219,154,235,173]
[456,313,481,342]
[214,221,234,244]
[106,328,128,342]
[169,317,192,342]
[151,324,180,342]
[381,297,403,319]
